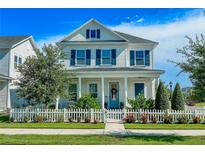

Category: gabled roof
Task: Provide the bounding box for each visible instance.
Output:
[114,31,158,44]
[59,18,129,43]
[0,35,38,50]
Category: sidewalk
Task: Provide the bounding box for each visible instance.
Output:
[1,123,205,136]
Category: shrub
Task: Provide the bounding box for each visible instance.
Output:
[84,117,91,123]
[164,115,173,124]
[10,117,14,123]
[77,117,81,123]
[177,116,189,124]
[23,116,29,123]
[75,94,101,109]
[57,115,64,123]
[140,113,148,124]
[34,115,44,123]
[171,83,185,110]
[124,114,135,123]
[129,95,146,109]
[193,116,201,124]
[93,119,98,124]
[151,116,157,124]
[155,81,170,110]
[68,117,73,122]
[144,99,155,109]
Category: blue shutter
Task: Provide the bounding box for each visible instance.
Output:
[111,49,116,65]
[86,49,91,65]
[97,29,100,39]
[96,49,101,65]
[135,83,144,97]
[70,50,76,66]
[86,29,90,39]
[130,50,134,66]
[145,50,150,66]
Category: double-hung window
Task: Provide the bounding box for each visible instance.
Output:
[136,51,144,65]
[130,50,150,66]
[69,84,77,101]
[102,49,111,65]
[76,50,86,65]
[14,55,22,69]
[89,83,98,98]
[86,28,100,39]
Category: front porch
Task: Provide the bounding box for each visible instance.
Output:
[73,76,157,109]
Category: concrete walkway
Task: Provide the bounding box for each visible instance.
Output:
[1,123,205,136]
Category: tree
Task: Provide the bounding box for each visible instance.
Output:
[16,44,73,107]
[75,94,101,109]
[171,83,185,110]
[155,81,170,110]
[170,35,205,102]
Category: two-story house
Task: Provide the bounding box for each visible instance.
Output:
[59,19,164,109]
[0,36,37,111]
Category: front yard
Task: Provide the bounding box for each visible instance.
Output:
[124,123,205,130]
[0,134,205,145]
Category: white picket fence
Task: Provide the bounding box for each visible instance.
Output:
[10,108,205,123]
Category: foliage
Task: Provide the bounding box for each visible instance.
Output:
[170,35,205,102]
[163,115,173,124]
[23,116,29,123]
[193,116,201,124]
[140,113,148,124]
[16,44,73,107]
[155,81,170,110]
[77,117,81,123]
[123,114,135,123]
[34,115,44,123]
[68,117,73,123]
[151,116,157,124]
[84,117,91,123]
[75,94,100,109]
[128,95,155,109]
[177,116,189,124]
[171,83,185,110]
[93,119,98,124]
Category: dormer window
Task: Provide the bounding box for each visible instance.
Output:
[86,28,100,39]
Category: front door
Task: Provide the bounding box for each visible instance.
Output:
[109,82,119,109]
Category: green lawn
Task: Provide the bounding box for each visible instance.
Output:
[195,102,205,107]
[0,123,105,129]
[125,124,205,130]
[0,114,104,129]
[0,134,205,145]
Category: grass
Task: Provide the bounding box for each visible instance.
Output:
[124,123,205,130]
[0,114,104,129]
[0,134,205,145]
[195,102,205,107]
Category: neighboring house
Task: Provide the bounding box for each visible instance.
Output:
[58,19,164,109]
[0,36,37,111]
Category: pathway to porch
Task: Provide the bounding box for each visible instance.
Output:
[1,123,205,136]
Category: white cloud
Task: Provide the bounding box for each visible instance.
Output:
[110,12,205,64]
[136,18,144,23]
[36,34,65,49]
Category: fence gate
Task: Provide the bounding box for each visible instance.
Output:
[105,109,124,122]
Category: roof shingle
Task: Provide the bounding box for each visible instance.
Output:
[0,36,31,48]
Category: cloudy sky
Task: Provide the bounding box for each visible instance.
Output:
[1,8,205,87]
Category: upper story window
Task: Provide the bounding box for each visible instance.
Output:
[102,49,111,64]
[96,49,116,66]
[130,50,150,66]
[14,55,22,69]
[76,50,86,65]
[70,49,91,66]
[86,28,100,39]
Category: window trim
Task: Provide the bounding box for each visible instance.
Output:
[101,49,111,65]
[14,54,23,69]
[88,83,98,98]
[76,49,86,66]
[130,49,150,66]
[87,28,100,40]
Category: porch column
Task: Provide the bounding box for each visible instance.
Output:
[7,83,11,109]
[101,77,105,109]
[55,97,59,110]
[124,77,128,108]
[78,77,82,98]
